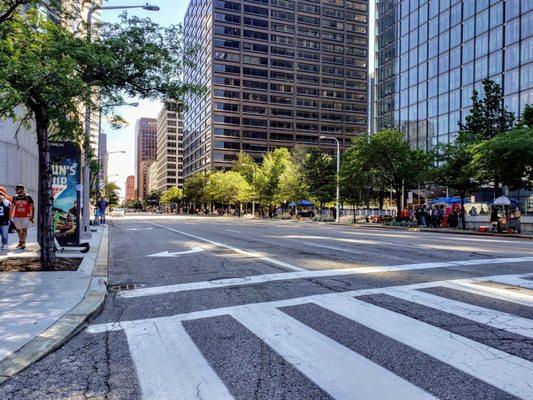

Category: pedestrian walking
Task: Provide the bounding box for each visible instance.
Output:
[0,187,12,252]
[10,184,35,250]
[96,196,109,224]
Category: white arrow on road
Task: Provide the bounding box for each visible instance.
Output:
[147,247,204,258]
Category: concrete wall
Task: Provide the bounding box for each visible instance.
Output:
[0,114,39,200]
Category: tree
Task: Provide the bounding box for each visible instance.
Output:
[472,127,533,193]
[104,182,120,207]
[303,150,336,217]
[459,79,515,142]
[365,129,431,218]
[431,142,479,230]
[276,147,309,204]
[183,172,210,207]
[231,151,257,184]
[205,171,252,206]
[144,190,162,208]
[0,10,201,268]
[518,104,533,128]
[161,187,184,207]
[340,137,374,221]
[254,148,292,214]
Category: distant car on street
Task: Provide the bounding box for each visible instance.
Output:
[110,207,125,218]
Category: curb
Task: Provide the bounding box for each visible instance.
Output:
[0,227,109,385]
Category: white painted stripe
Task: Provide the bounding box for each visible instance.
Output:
[442,282,533,307]
[224,229,240,233]
[303,242,361,254]
[316,295,533,399]
[147,221,305,272]
[118,256,533,298]
[489,275,533,290]
[124,320,234,400]
[231,304,435,400]
[387,288,533,338]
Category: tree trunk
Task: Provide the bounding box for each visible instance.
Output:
[494,180,501,198]
[352,200,356,223]
[460,191,467,231]
[378,187,385,210]
[34,110,56,270]
[395,188,402,221]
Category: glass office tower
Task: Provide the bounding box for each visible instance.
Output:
[375,0,533,149]
[183,0,369,177]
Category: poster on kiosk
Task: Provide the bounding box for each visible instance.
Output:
[50,141,81,247]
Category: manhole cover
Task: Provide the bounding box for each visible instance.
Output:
[108,283,145,292]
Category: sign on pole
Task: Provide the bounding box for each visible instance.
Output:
[407,191,413,204]
[50,142,81,247]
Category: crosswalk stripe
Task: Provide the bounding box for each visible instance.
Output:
[231,304,436,400]
[124,320,234,400]
[117,256,533,298]
[489,275,533,290]
[386,288,533,338]
[315,295,533,400]
[443,282,533,306]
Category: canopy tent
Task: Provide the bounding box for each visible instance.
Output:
[289,200,315,207]
[429,197,471,205]
[489,196,519,206]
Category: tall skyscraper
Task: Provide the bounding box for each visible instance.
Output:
[375,0,533,149]
[156,102,184,191]
[183,0,369,177]
[125,175,136,202]
[135,117,157,199]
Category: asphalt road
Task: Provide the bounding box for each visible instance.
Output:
[1,215,533,400]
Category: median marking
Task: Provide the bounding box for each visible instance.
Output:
[147,247,204,258]
[146,221,305,272]
[116,255,533,298]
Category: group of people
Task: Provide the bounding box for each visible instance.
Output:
[400,204,464,228]
[90,197,109,225]
[0,184,35,252]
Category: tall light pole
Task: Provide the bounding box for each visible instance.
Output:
[320,136,340,224]
[82,4,159,238]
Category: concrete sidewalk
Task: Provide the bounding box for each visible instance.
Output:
[0,226,108,383]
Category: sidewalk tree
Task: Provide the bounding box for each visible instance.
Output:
[206,171,252,207]
[276,148,309,205]
[303,149,335,218]
[365,129,430,218]
[144,190,162,208]
[254,148,292,215]
[472,126,533,193]
[0,10,201,268]
[183,172,210,207]
[431,141,479,230]
[231,151,257,184]
[339,137,374,221]
[161,187,184,208]
[104,182,120,207]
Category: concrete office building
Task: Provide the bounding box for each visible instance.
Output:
[134,118,157,199]
[183,0,369,177]
[375,0,533,149]
[155,102,184,191]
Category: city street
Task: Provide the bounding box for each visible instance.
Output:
[1,215,533,400]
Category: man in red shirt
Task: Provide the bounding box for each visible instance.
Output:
[10,184,35,250]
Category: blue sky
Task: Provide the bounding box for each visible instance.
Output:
[101,0,188,198]
[102,0,375,199]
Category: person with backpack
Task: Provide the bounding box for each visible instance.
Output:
[0,187,12,252]
[11,184,35,250]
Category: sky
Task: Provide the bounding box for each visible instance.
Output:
[102,0,375,199]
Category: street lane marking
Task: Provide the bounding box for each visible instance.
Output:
[146,221,305,272]
[147,247,205,258]
[224,229,240,233]
[489,275,533,290]
[386,288,533,338]
[126,228,155,231]
[124,321,234,400]
[302,242,362,254]
[435,236,528,244]
[443,282,533,306]
[89,273,533,334]
[116,256,533,298]
[231,304,436,400]
[316,295,533,400]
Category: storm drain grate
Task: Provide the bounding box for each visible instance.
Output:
[108,283,145,292]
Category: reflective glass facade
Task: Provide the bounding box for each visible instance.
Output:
[183,0,369,177]
[375,0,533,149]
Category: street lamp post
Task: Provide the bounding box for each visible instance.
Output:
[319,135,340,224]
[82,4,159,238]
